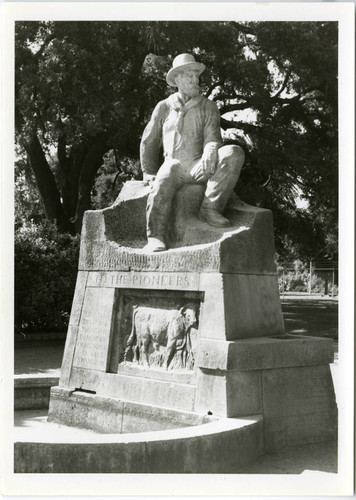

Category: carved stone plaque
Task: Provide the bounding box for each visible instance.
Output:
[87,271,200,290]
[72,287,115,371]
[115,292,201,371]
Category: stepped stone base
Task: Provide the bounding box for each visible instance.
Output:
[49,334,337,450]
[46,180,337,467]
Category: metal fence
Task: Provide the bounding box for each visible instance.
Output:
[278,260,338,298]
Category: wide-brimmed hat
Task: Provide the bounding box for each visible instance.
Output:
[166,53,205,87]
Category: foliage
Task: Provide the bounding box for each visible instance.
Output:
[278,260,338,295]
[15,220,79,333]
[91,150,141,209]
[15,156,46,229]
[15,20,338,260]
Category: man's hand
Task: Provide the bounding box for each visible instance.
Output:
[190,161,207,182]
[201,145,218,177]
[143,173,157,186]
[190,145,218,182]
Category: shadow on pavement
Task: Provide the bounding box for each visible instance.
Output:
[239,440,338,474]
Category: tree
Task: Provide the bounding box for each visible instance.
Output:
[15,21,338,259]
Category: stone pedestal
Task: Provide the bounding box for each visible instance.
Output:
[49,181,337,451]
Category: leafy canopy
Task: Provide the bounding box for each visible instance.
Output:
[15,21,338,259]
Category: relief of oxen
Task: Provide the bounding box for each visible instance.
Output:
[123,303,199,370]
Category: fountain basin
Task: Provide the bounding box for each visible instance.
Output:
[14,402,263,473]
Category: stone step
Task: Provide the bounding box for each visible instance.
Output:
[14,375,59,410]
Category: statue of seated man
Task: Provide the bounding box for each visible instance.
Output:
[141,53,245,252]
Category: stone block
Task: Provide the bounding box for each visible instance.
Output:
[194,368,262,418]
[59,325,79,386]
[48,388,124,433]
[72,287,116,372]
[78,180,277,274]
[199,273,227,339]
[223,274,284,339]
[14,377,59,410]
[68,271,88,326]
[49,387,214,434]
[262,365,338,451]
[196,335,334,371]
[67,368,197,412]
[199,273,284,340]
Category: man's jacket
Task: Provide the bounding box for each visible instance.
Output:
[140,92,223,175]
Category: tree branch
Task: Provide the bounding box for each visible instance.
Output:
[57,133,68,169]
[272,68,292,100]
[219,101,253,114]
[220,117,261,134]
[204,81,223,99]
[72,133,109,231]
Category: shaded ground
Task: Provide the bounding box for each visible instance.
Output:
[15,339,64,375]
[281,298,338,340]
[239,440,337,474]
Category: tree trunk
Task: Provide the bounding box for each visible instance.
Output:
[58,137,87,225]
[24,133,74,233]
[73,134,108,232]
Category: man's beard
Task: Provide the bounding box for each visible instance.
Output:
[181,85,200,98]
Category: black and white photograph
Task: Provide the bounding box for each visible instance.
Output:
[1,1,354,496]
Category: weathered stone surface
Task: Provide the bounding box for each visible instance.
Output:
[199,273,284,340]
[196,335,334,371]
[67,368,197,412]
[68,271,88,326]
[72,287,116,371]
[194,369,262,418]
[14,377,59,410]
[48,387,219,434]
[87,270,200,290]
[49,388,124,433]
[167,184,205,245]
[262,365,338,451]
[15,412,263,473]
[116,363,195,385]
[78,271,284,345]
[59,325,78,386]
[78,181,277,274]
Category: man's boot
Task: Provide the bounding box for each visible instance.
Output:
[144,237,167,252]
[199,207,231,227]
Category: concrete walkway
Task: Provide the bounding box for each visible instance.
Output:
[15,339,64,376]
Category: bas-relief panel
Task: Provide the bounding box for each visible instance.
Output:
[110,290,202,372]
[71,279,203,375]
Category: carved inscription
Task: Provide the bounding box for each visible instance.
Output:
[87,271,200,290]
[72,287,115,371]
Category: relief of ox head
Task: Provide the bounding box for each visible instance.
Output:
[178,303,198,330]
[124,302,199,370]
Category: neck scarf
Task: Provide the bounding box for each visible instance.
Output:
[167,93,204,145]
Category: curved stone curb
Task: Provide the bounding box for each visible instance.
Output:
[14,414,263,473]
